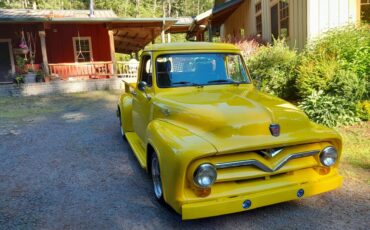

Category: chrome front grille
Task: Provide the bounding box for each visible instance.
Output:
[215,150,320,173]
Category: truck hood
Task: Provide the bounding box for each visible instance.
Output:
[154,86,339,154]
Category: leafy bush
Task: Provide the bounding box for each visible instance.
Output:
[356,101,370,121]
[246,39,299,100]
[297,25,370,100]
[326,70,368,101]
[298,91,360,127]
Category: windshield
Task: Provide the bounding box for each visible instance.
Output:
[156,53,251,88]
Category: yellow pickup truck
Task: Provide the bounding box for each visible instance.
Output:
[117,42,342,220]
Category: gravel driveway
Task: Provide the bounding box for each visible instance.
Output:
[0,91,369,230]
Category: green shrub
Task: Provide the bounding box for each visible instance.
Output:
[356,101,370,121]
[297,55,338,98]
[297,24,370,100]
[298,90,360,127]
[246,39,299,100]
[327,70,368,101]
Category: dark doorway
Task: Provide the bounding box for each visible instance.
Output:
[270,4,279,40]
[0,41,12,83]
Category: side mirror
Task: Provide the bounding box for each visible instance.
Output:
[138,81,147,91]
[137,81,151,100]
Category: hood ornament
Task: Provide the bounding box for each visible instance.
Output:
[269,123,280,137]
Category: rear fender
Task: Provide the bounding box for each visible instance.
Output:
[118,94,133,132]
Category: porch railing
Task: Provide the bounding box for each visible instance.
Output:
[116,61,138,79]
[48,61,138,80]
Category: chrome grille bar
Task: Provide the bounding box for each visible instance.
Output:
[215,150,320,172]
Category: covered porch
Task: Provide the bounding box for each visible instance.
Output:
[0,9,176,83]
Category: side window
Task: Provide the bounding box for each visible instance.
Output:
[225,55,248,82]
[139,55,152,86]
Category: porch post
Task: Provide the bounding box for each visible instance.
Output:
[208,21,213,42]
[151,29,155,44]
[108,30,116,75]
[38,31,49,75]
[161,30,165,43]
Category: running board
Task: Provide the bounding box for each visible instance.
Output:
[125,132,147,169]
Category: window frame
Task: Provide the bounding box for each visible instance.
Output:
[138,54,153,87]
[270,0,290,39]
[360,0,370,22]
[155,52,252,89]
[255,1,263,36]
[72,37,93,63]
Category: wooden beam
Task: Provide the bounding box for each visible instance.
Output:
[38,31,49,75]
[114,36,148,45]
[108,25,162,30]
[108,30,116,74]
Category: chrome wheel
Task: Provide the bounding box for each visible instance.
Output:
[120,125,124,137]
[118,109,125,140]
[151,154,163,200]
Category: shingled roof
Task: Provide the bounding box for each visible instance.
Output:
[0,9,117,21]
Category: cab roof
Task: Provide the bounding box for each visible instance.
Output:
[144,42,240,52]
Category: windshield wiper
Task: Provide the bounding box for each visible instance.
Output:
[172,81,204,88]
[207,79,232,84]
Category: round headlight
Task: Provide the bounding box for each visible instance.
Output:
[193,163,217,188]
[320,146,338,167]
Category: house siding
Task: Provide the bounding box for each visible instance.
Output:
[307,0,358,41]
[221,0,253,40]
[289,0,308,50]
[219,0,361,51]
[45,24,111,64]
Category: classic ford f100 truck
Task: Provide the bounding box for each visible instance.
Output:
[117,42,342,219]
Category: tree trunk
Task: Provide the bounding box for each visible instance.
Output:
[136,0,140,17]
[153,0,157,17]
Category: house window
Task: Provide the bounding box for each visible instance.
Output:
[279,1,289,37]
[361,0,370,22]
[270,0,289,39]
[73,37,93,62]
[255,1,262,36]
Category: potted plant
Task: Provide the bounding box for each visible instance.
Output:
[35,70,44,82]
[13,73,24,86]
[24,67,37,83]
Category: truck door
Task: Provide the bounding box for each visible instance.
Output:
[132,54,153,143]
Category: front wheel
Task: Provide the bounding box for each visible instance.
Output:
[151,153,164,201]
[117,108,126,141]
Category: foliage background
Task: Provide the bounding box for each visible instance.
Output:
[243,24,369,127]
[0,0,213,18]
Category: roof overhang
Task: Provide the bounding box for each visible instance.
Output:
[107,19,177,54]
[187,0,243,40]
[0,15,177,54]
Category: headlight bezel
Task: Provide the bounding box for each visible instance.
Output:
[193,163,217,188]
[320,146,338,167]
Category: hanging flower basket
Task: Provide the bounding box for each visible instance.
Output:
[13,47,29,55]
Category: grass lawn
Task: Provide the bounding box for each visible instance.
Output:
[0,91,369,184]
[336,122,370,184]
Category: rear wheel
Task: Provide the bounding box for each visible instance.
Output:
[151,153,164,201]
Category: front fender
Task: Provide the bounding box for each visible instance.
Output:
[118,94,133,132]
[146,119,217,213]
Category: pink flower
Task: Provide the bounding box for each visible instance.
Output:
[19,42,28,49]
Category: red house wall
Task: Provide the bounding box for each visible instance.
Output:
[45,24,111,64]
[0,23,111,65]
